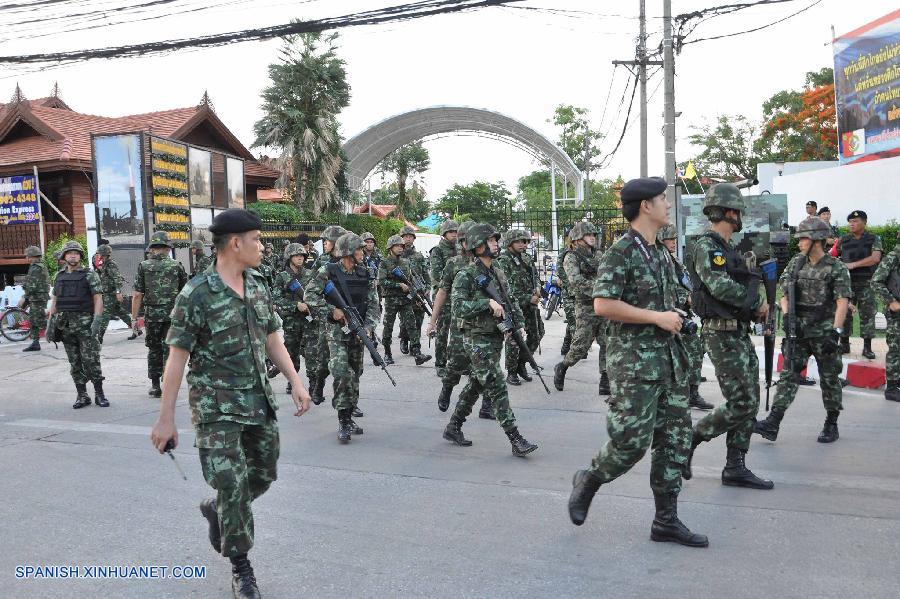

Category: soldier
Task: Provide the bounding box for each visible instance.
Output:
[95,244,133,343]
[305,232,380,443]
[295,232,318,268]
[754,217,851,443]
[398,225,429,355]
[657,226,714,410]
[554,221,609,396]
[804,200,817,218]
[131,232,188,398]
[378,235,431,366]
[683,183,773,490]
[150,208,311,599]
[20,245,49,352]
[429,220,459,378]
[567,177,706,546]
[46,241,108,409]
[263,243,275,267]
[817,207,839,251]
[496,229,543,385]
[304,225,345,407]
[272,243,312,395]
[442,223,538,457]
[361,231,382,285]
[872,236,900,402]
[837,210,882,358]
[191,239,213,277]
[557,231,576,355]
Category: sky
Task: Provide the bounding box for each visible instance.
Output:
[3,0,897,203]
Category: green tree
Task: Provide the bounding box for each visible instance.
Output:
[685,114,759,181]
[549,104,602,172]
[377,142,430,219]
[517,169,619,211]
[435,181,512,224]
[370,180,430,222]
[252,30,350,216]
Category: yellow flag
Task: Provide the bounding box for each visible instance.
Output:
[684,161,697,180]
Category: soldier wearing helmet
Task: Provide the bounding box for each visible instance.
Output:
[20,245,50,352]
[837,210,883,358]
[441,222,539,458]
[360,232,382,288]
[556,225,576,356]
[398,225,429,355]
[304,232,380,443]
[686,182,774,495]
[190,239,213,277]
[496,229,544,386]
[755,216,851,444]
[272,242,313,395]
[554,221,610,396]
[428,220,460,378]
[94,243,134,344]
[47,240,107,408]
[871,231,900,403]
[377,234,432,366]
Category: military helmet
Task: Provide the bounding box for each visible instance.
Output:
[457,220,477,241]
[361,231,376,243]
[386,234,405,250]
[794,216,831,241]
[334,232,363,258]
[148,231,172,248]
[24,245,42,258]
[96,244,112,257]
[504,228,531,245]
[190,240,205,250]
[569,221,598,241]
[467,224,501,249]
[399,225,417,237]
[283,242,307,259]
[702,183,744,216]
[439,220,459,236]
[60,240,85,258]
[322,225,347,243]
[657,224,677,241]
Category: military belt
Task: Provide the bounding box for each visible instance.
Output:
[703,318,739,331]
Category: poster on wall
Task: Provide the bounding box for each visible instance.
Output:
[93,134,145,244]
[226,157,245,209]
[150,136,191,247]
[833,10,900,165]
[0,174,40,225]
[189,147,212,207]
[190,207,213,246]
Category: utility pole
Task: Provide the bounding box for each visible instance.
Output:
[583,135,590,209]
[663,0,679,258]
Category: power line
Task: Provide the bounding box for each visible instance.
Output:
[682,0,822,45]
[596,71,640,170]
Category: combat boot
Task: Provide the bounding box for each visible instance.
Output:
[817,410,840,443]
[568,469,602,526]
[560,330,572,355]
[22,338,40,352]
[337,409,352,444]
[383,349,394,365]
[443,415,472,446]
[505,427,538,457]
[553,362,568,391]
[506,371,522,386]
[148,377,162,398]
[517,358,533,382]
[885,381,900,402]
[722,446,774,489]
[689,385,713,410]
[310,378,325,406]
[413,350,432,366]
[229,554,261,599]
[72,384,91,409]
[598,371,610,396]
[754,408,785,441]
[199,498,221,553]
[650,493,708,547]
[479,397,494,420]
[266,363,280,378]
[682,430,703,481]
[353,406,364,418]
[839,336,850,354]
[437,384,453,412]
[285,381,292,394]
[126,329,143,340]
[399,337,409,355]
[862,338,876,360]
[93,380,109,407]
[349,419,364,435]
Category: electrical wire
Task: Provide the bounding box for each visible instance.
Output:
[682,0,822,45]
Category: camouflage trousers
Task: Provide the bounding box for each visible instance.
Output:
[587,376,690,495]
[58,312,103,385]
[844,281,877,338]
[325,322,364,411]
[382,298,419,353]
[434,308,452,375]
[562,301,606,372]
[453,333,517,432]
[563,291,576,338]
[303,319,328,381]
[773,335,843,413]
[442,319,471,387]
[27,301,48,340]
[887,314,900,381]
[98,294,132,343]
[145,319,172,380]
[196,418,279,558]
[684,328,706,387]
[695,328,759,451]
[504,301,544,373]
[399,303,426,345]
[281,317,308,379]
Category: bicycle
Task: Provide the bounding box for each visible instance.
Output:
[0,306,31,342]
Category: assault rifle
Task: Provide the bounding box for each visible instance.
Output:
[285,277,313,322]
[760,259,778,410]
[323,280,397,387]
[390,266,432,316]
[474,273,551,394]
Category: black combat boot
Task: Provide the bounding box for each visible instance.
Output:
[506,371,522,386]
[443,415,472,446]
[560,330,572,355]
[126,329,143,340]
[413,350,432,366]
[383,349,394,365]
[517,358,533,382]
[266,362,280,378]
[310,378,325,405]
[72,384,92,409]
[199,498,221,553]
[568,469,602,526]
[598,371,610,396]
[862,338,876,360]
[886,381,900,402]
[689,385,714,410]
[797,375,816,386]
[505,427,538,457]
[352,406,364,418]
[817,410,840,443]
[337,409,353,444]
[285,381,292,394]
[93,380,109,407]
[839,336,850,354]
[22,338,40,352]
[437,384,453,412]
[349,418,364,435]
[754,408,785,441]
[553,362,568,391]
[229,554,261,599]
[399,337,409,355]
[149,377,162,398]
[479,397,494,420]
[650,493,709,547]
[682,430,704,481]
[722,446,774,489]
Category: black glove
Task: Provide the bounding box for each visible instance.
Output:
[823,329,841,354]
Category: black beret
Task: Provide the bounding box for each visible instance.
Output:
[620,177,667,204]
[847,210,867,221]
[209,209,263,234]
[817,206,830,215]
[806,200,817,207]
[296,232,310,245]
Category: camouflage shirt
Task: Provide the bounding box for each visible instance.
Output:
[377,253,414,300]
[305,261,380,328]
[564,245,600,305]
[452,259,523,336]
[872,245,900,306]
[166,268,281,426]
[593,229,689,383]
[780,253,851,337]
[24,260,50,303]
[557,248,572,300]
[272,265,314,325]
[429,238,456,293]
[97,258,125,296]
[133,253,188,322]
[191,253,213,277]
[496,249,539,305]
[690,232,764,317]
[402,246,430,287]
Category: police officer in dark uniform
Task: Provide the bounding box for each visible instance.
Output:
[837,210,882,358]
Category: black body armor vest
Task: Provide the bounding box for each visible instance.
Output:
[839,232,876,281]
[691,233,756,321]
[327,263,370,317]
[54,270,93,313]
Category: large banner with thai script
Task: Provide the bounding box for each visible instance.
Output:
[833,10,900,165]
[0,174,40,225]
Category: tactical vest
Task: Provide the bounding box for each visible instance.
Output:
[327,263,369,318]
[460,264,511,335]
[793,256,835,322]
[142,257,182,305]
[54,270,93,313]
[691,233,756,321]
[839,232,876,281]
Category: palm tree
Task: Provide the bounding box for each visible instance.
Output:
[377,142,430,219]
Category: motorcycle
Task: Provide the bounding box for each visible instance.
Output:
[541,263,562,320]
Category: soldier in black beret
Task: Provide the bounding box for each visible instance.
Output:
[805,200,818,217]
[837,209,882,357]
[619,176,668,204]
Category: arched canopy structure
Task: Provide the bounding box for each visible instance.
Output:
[343,106,583,203]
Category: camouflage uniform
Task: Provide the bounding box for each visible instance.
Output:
[378,246,420,356]
[399,226,430,348]
[166,267,282,558]
[272,244,313,383]
[557,245,576,353]
[95,247,132,343]
[837,228,883,347]
[303,226,345,403]
[496,231,544,380]
[22,248,49,342]
[191,240,213,277]
[429,221,459,377]
[872,245,900,401]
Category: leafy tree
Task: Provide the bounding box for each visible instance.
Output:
[370,180,430,222]
[435,181,512,224]
[517,169,620,211]
[549,104,603,172]
[252,30,350,216]
[686,114,759,182]
[377,142,430,219]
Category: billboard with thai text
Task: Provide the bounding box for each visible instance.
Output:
[0,174,39,225]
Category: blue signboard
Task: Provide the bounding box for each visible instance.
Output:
[0,174,40,225]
